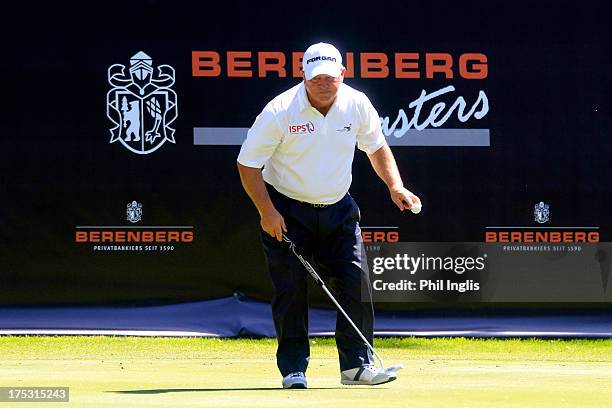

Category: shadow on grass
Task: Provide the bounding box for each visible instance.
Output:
[109,387,374,393]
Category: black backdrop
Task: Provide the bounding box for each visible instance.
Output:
[2,0,611,307]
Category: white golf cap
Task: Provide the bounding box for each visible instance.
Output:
[302,42,344,80]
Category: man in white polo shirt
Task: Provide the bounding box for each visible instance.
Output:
[237,42,421,389]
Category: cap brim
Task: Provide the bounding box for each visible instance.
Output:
[305,62,343,80]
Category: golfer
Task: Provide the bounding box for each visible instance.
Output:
[237,42,421,389]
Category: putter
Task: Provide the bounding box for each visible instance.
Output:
[282,234,403,375]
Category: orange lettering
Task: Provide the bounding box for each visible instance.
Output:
[258,52,286,77]
[192,51,221,77]
[574,232,586,242]
[459,53,488,79]
[395,53,420,78]
[360,53,389,78]
[536,232,547,242]
[485,232,497,242]
[373,231,385,242]
[388,231,399,243]
[426,53,453,79]
[227,51,252,77]
[292,52,304,78]
[344,52,355,78]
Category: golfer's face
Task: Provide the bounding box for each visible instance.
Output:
[304,71,344,105]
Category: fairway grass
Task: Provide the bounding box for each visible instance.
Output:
[1,337,611,407]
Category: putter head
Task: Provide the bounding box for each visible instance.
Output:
[382,364,404,374]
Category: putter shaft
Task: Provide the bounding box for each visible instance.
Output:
[282,234,386,369]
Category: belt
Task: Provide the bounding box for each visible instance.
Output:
[299,201,331,209]
[266,184,335,209]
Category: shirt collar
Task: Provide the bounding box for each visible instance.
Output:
[297,82,310,112]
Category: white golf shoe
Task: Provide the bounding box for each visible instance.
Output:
[341,364,399,385]
[282,371,307,389]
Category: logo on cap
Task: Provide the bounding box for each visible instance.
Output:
[302,42,343,80]
[305,55,338,65]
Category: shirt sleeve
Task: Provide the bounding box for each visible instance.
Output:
[237,104,283,168]
[356,94,387,154]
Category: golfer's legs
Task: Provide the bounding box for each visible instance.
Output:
[316,196,374,371]
[261,186,313,376]
[262,233,310,376]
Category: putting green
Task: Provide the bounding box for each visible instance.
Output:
[0,337,611,407]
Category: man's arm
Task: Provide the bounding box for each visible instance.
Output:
[367,144,421,211]
[237,162,287,241]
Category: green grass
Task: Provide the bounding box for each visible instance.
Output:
[1,336,611,407]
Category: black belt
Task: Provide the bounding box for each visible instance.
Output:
[299,201,331,209]
[266,183,334,209]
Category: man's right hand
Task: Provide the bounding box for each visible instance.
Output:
[236,162,287,241]
[260,207,287,242]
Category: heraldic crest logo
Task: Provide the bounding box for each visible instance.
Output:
[126,201,143,223]
[533,201,550,224]
[106,51,178,154]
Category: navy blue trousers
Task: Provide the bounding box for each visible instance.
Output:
[261,185,374,376]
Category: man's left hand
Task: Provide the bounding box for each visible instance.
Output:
[389,186,421,212]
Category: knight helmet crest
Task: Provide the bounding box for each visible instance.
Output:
[106,51,178,155]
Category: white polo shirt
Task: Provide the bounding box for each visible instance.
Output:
[237,82,387,204]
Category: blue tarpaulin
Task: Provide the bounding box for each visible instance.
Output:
[1,297,611,338]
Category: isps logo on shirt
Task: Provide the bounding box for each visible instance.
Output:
[288,122,315,134]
